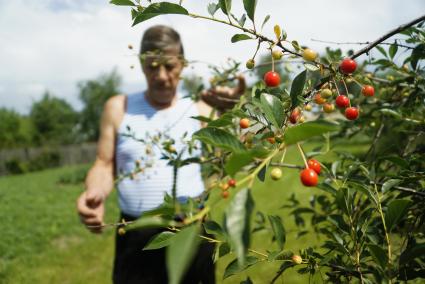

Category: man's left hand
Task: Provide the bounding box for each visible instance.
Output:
[200,75,246,110]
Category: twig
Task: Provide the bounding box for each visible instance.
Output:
[351,14,425,59]
[311,39,415,50]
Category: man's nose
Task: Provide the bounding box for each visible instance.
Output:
[156,65,168,82]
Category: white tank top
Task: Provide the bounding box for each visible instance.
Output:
[115,91,205,217]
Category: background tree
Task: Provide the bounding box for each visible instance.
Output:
[29,92,78,145]
[78,69,121,141]
[0,108,29,149]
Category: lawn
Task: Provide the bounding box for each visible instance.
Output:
[0,142,367,283]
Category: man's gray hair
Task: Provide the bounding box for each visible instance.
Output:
[140,25,184,57]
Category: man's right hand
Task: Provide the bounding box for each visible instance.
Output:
[77,190,105,234]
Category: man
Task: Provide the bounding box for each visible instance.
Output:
[76,25,245,283]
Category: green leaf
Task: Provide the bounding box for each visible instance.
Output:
[225,151,254,176]
[283,120,339,145]
[219,242,231,257]
[144,231,176,250]
[385,199,411,232]
[203,220,224,237]
[375,45,387,57]
[291,40,301,51]
[208,113,233,127]
[243,0,257,22]
[223,256,259,279]
[224,188,255,266]
[219,0,232,15]
[260,93,285,128]
[207,3,219,16]
[231,34,253,43]
[110,0,135,6]
[290,70,307,108]
[400,243,425,265]
[191,115,212,123]
[379,108,402,118]
[410,43,425,70]
[193,127,245,152]
[240,276,254,284]
[238,14,247,27]
[133,2,188,26]
[261,15,270,30]
[257,164,267,182]
[128,216,175,230]
[166,225,201,284]
[268,215,286,250]
[382,179,402,193]
[368,243,388,269]
[389,42,398,59]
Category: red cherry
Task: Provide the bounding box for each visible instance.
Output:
[289,108,300,124]
[361,85,375,97]
[345,107,359,120]
[335,95,350,108]
[339,58,357,74]
[228,179,236,187]
[307,159,321,174]
[264,71,281,87]
[267,137,276,144]
[222,191,230,199]
[300,168,318,187]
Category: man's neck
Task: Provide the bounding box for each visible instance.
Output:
[145,91,178,110]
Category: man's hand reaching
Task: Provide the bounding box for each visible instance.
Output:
[200,75,246,111]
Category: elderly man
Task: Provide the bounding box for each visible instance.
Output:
[76,25,245,283]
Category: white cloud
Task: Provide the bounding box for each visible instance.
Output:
[0,0,424,113]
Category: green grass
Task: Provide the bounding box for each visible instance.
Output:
[0,142,367,283]
[0,165,119,284]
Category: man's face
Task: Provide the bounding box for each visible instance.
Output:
[142,48,184,105]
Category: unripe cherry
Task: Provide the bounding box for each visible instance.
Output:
[292,255,303,265]
[304,104,312,111]
[302,48,317,61]
[246,59,255,69]
[272,50,283,60]
[239,118,250,129]
[323,103,335,113]
[320,88,333,99]
[314,94,326,105]
[270,168,282,180]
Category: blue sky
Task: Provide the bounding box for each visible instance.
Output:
[0,0,424,114]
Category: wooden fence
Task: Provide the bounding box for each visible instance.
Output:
[0,143,97,176]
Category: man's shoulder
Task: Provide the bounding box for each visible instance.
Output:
[105,95,126,113]
[103,95,127,129]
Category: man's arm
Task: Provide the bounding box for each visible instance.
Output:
[76,95,125,233]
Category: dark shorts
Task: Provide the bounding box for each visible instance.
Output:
[112,213,216,284]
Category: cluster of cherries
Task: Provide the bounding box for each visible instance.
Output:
[263,58,375,122]
[220,179,236,198]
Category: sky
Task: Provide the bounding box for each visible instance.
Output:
[0,0,424,114]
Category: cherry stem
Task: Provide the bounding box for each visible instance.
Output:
[279,147,287,164]
[297,143,309,168]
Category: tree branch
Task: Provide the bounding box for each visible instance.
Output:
[351,14,425,59]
